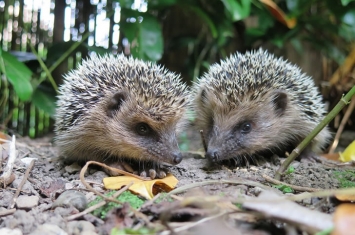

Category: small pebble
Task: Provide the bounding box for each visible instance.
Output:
[64,162,81,174]
[65,183,74,190]
[67,221,97,235]
[0,228,22,235]
[29,224,67,235]
[52,190,88,212]
[16,195,39,209]
[21,158,37,166]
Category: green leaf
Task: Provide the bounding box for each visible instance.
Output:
[149,0,176,8]
[118,0,135,9]
[285,166,295,174]
[341,0,355,6]
[342,9,355,25]
[121,10,163,61]
[274,184,293,193]
[32,85,57,117]
[139,15,163,61]
[0,49,33,101]
[221,0,251,21]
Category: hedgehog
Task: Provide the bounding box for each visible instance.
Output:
[192,49,331,164]
[54,54,189,179]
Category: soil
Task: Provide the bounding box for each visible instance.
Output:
[0,129,354,235]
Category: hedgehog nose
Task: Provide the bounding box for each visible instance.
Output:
[206,149,219,162]
[173,152,183,164]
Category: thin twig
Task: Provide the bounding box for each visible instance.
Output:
[167,178,273,197]
[27,39,58,92]
[199,130,208,152]
[140,193,161,209]
[275,85,355,180]
[262,174,321,192]
[66,182,133,221]
[8,159,36,209]
[0,208,16,217]
[329,95,355,153]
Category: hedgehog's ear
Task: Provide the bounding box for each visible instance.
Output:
[107,91,127,117]
[272,91,288,116]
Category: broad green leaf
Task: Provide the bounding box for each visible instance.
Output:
[341,0,355,6]
[32,85,57,117]
[339,9,355,40]
[140,15,163,61]
[120,20,139,43]
[121,10,163,61]
[221,0,251,21]
[0,49,33,101]
[342,9,355,25]
[339,23,355,42]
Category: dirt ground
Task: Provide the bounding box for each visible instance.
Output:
[0,129,354,235]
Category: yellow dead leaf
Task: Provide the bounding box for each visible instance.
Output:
[339,140,355,162]
[103,174,178,199]
[332,204,355,235]
[335,194,355,202]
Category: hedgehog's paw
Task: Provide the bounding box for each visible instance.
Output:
[104,162,135,176]
[299,147,322,163]
[139,167,168,179]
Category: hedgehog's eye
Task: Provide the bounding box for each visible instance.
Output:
[240,122,252,134]
[136,123,152,136]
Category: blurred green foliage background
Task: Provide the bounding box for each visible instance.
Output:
[1,0,354,137]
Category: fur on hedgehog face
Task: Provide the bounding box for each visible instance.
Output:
[196,87,306,162]
[73,89,185,165]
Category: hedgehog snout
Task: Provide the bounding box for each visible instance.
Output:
[205,149,220,162]
[172,152,183,164]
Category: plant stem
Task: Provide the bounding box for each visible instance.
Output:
[274,85,355,180]
[27,40,59,93]
[48,31,90,74]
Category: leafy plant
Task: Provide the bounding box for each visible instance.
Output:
[111,227,157,235]
[273,184,294,193]
[88,191,145,219]
[285,166,295,175]
[333,170,355,188]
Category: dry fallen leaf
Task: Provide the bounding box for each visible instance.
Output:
[0,132,11,144]
[332,204,355,235]
[0,132,11,159]
[259,0,297,29]
[103,174,178,199]
[339,140,355,162]
[335,194,355,202]
[321,153,341,161]
[243,191,333,234]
